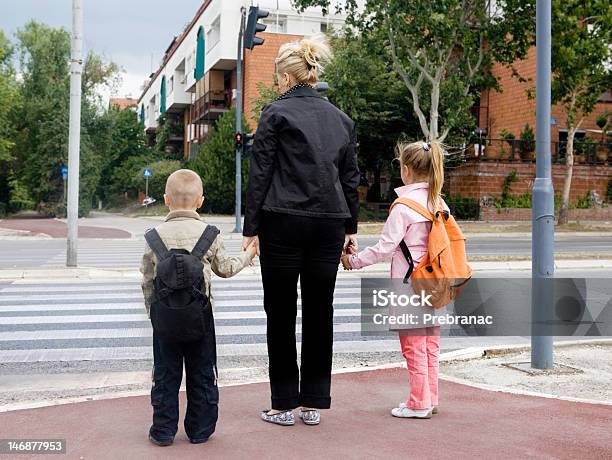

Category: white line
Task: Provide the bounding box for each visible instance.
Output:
[0,340,398,362]
[0,309,362,324]
[0,293,144,301]
[0,323,367,341]
[0,302,144,312]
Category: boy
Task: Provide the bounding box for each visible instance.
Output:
[141,169,256,446]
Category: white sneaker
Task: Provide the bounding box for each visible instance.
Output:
[398,402,439,414]
[391,405,432,419]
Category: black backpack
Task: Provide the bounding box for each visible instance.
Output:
[144,225,220,342]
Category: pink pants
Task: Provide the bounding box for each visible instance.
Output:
[399,327,440,410]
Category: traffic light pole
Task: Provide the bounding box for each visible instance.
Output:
[67,0,83,267]
[234,8,245,234]
[531,0,555,369]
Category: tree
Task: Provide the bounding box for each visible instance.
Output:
[552,0,612,224]
[293,0,535,142]
[323,31,419,198]
[192,109,250,214]
[11,21,119,216]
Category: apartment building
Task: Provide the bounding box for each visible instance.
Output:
[137,0,346,158]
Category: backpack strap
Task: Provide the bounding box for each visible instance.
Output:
[390,198,434,285]
[390,197,435,221]
[144,229,170,261]
[191,225,220,259]
[398,240,414,285]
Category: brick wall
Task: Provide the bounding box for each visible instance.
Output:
[243,32,303,130]
[480,206,612,221]
[482,47,611,141]
[446,161,612,203]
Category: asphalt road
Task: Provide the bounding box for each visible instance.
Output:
[1,234,612,269]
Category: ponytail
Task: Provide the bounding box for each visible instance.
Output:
[427,141,444,212]
[395,140,445,211]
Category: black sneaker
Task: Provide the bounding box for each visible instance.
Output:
[189,437,210,444]
[148,433,173,446]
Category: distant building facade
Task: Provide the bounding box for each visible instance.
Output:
[137,0,346,158]
[109,97,137,111]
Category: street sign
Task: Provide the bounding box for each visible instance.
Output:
[60,166,68,180]
[551,117,558,125]
[143,168,152,178]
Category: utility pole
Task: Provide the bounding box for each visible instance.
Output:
[234,7,246,233]
[531,0,555,369]
[66,0,83,267]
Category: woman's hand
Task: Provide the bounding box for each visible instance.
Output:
[242,236,260,257]
[344,234,358,254]
[340,254,352,270]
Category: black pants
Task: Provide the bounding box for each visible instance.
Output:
[259,211,345,410]
[149,320,218,442]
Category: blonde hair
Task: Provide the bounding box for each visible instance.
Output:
[396,141,445,212]
[165,169,203,208]
[275,34,331,85]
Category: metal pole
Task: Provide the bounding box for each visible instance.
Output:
[66,0,83,267]
[531,0,554,369]
[234,8,245,233]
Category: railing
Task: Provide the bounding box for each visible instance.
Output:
[457,138,611,165]
[191,90,230,123]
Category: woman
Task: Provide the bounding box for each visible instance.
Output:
[242,35,359,426]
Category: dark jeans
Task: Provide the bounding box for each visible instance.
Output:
[149,315,218,442]
[259,211,345,410]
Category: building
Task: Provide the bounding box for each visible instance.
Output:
[137,0,346,158]
[109,97,137,111]
[444,46,611,218]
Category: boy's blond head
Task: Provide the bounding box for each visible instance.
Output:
[164,169,203,209]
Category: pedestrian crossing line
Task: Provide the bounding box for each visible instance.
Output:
[0,309,363,324]
[0,340,399,363]
[0,322,367,341]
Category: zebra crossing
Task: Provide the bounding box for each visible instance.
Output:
[0,271,398,365]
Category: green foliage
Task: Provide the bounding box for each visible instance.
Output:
[500,170,518,206]
[444,196,480,220]
[192,109,250,214]
[500,129,515,141]
[0,21,152,217]
[293,0,535,142]
[135,159,182,202]
[607,179,612,203]
[519,124,535,158]
[250,80,280,124]
[551,0,612,127]
[323,31,419,176]
[154,114,184,158]
[574,191,592,210]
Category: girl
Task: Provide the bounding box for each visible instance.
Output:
[341,140,447,419]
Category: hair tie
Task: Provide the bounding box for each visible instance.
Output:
[422,142,430,151]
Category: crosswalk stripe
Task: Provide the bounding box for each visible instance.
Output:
[0,322,366,341]
[0,340,398,363]
[0,309,363,324]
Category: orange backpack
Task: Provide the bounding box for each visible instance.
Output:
[390,198,473,308]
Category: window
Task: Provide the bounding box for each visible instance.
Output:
[207,17,220,51]
[320,22,328,33]
[168,75,174,94]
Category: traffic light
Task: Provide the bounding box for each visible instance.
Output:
[244,6,269,50]
[235,132,243,149]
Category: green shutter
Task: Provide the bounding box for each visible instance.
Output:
[195,26,205,80]
[140,104,145,123]
[160,76,166,113]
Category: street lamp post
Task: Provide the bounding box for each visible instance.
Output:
[531,0,555,369]
[66,0,83,267]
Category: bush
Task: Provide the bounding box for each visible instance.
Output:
[445,196,480,220]
[192,109,250,214]
[135,160,182,202]
[519,124,535,159]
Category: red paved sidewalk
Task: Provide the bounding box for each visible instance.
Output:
[1,368,610,459]
[0,218,131,239]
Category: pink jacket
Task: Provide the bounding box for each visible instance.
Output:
[349,182,448,278]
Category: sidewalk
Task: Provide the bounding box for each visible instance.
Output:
[1,367,610,459]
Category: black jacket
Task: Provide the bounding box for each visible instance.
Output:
[243,85,360,237]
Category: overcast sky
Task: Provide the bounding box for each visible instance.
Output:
[2,0,205,100]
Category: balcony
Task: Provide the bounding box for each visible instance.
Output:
[449,138,611,166]
[191,90,230,124]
